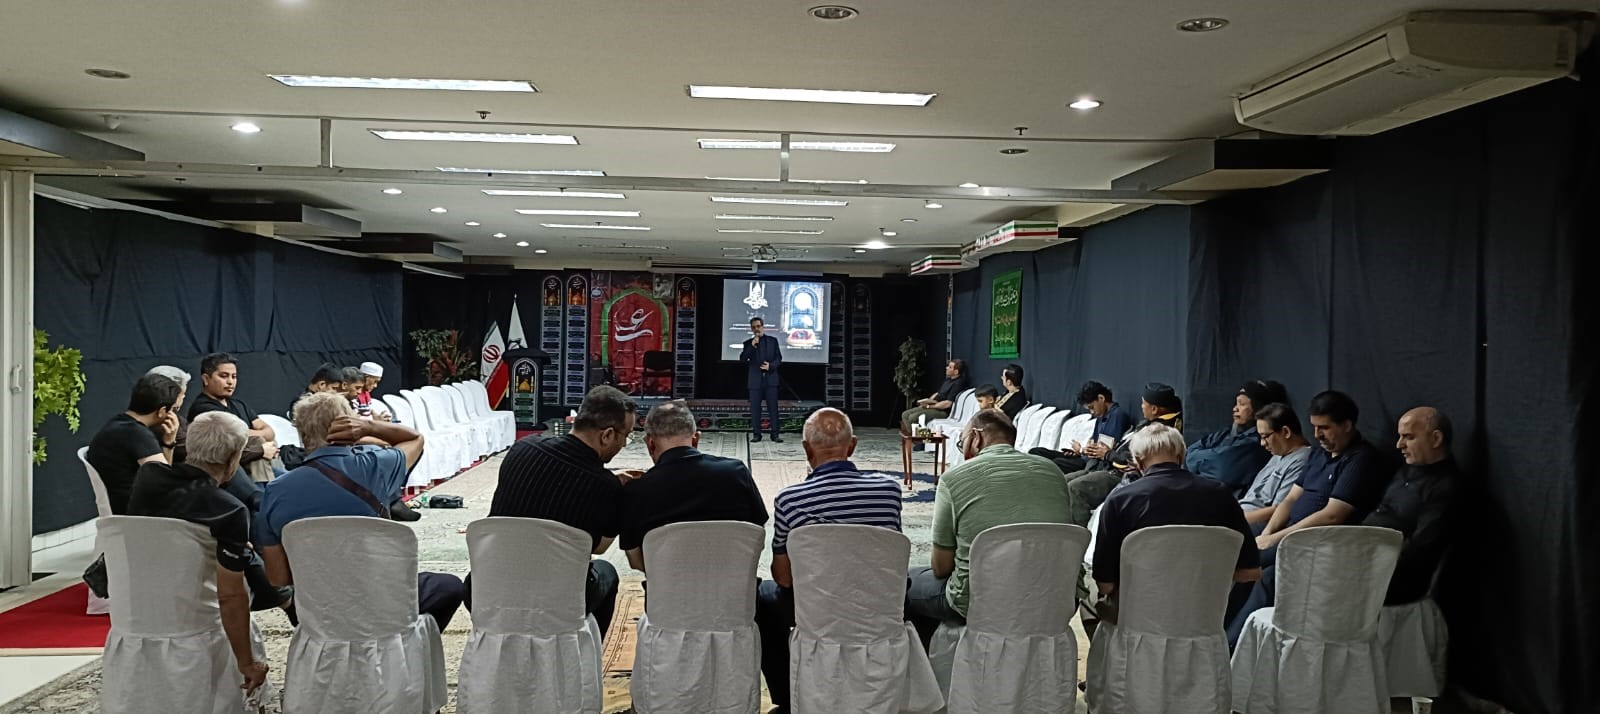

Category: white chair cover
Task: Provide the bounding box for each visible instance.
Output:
[631,521,765,714]
[442,383,494,455]
[464,379,518,451]
[1231,526,1402,714]
[383,393,415,428]
[1086,525,1241,714]
[281,517,447,714]
[77,447,114,615]
[426,385,491,459]
[931,389,979,467]
[1034,410,1072,456]
[459,518,602,714]
[99,516,249,714]
[1009,405,1044,447]
[930,523,1090,714]
[1378,598,1448,698]
[1014,406,1055,451]
[404,388,471,476]
[1056,413,1097,451]
[258,413,301,448]
[369,393,393,421]
[383,394,448,485]
[789,525,944,714]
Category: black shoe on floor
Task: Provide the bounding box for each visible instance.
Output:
[390,498,422,522]
[750,434,763,443]
[770,435,784,443]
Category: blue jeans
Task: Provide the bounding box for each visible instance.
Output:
[905,566,965,649]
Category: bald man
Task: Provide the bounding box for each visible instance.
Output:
[1362,407,1459,604]
[754,408,903,713]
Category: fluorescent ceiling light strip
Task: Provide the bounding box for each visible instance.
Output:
[710,196,849,207]
[714,214,833,221]
[697,139,894,153]
[438,167,605,176]
[688,85,934,106]
[270,75,537,92]
[371,130,577,144]
[486,190,626,199]
[706,176,868,184]
[541,223,651,231]
[717,229,825,235]
[515,209,641,217]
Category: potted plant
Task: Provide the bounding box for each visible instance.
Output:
[33,329,86,464]
[409,329,481,386]
[894,336,928,424]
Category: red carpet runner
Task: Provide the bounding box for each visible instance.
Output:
[0,583,109,652]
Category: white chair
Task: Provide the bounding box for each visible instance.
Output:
[630,521,764,714]
[77,446,114,615]
[1014,406,1055,451]
[442,383,495,455]
[789,524,944,714]
[1056,413,1097,452]
[425,385,490,460]
[281,516,448,714]
[98,516,251,714]
[928,523,1090,714]
[258,413,300,448]
[383,394,446,485]
[464,379,517,452]
[1231,526,1402,714]
[1033,409,1071,454]
[1378,597,1448,698]
[459,518,602,714]
[1086,525,1242,714]
[930,389,978,466]
[404,389,470,476]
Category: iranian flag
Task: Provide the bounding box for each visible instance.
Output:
[481,318,509,409]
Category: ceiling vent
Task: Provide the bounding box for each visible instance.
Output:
[1235,11,1583,136]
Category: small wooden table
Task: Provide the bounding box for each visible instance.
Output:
[901,432,948,489]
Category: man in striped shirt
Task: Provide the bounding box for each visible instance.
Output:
[755,408,903,713]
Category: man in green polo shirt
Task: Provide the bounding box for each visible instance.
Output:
[905,408,1072,646]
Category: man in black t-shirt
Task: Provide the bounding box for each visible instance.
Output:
[188,353,279,476]
[901,359,972,433]
[620,401,769,572]
[126,411,269,695]
[86,373,182,514]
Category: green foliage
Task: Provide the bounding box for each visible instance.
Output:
[894,336,929,402]
[33,329,86,464]
[409,329,481,386]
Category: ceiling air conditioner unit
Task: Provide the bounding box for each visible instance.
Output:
[1235,11,1582,136]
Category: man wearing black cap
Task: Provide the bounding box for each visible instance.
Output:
[1061,382,1184,528]
[1188,380,1287,496]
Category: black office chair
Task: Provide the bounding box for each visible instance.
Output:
[641,351,674,396]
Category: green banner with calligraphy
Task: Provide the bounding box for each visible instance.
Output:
[989,269,1022,359]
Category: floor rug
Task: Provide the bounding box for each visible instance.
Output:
[0,584,107,654]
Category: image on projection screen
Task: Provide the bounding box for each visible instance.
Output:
[720,278,832,364]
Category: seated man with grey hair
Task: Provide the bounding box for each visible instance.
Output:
[127,411,270,695]
[1091,423,1260,623]
[254,392,465,629]
[619,400,768,572]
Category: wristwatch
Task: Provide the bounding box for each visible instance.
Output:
[162,441,176,449]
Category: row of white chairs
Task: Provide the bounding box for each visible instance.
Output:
[930,389,1095,468]
[382,381,515,485]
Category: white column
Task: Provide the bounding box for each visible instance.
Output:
[0,170,34,588]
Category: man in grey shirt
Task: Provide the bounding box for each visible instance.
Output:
[1240,403,1312,528]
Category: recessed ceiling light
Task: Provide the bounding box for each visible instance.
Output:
[371,130,577,144]
[84,68,132,80]
[688,85,934,107]
[853,248,868,253]
[1177,17,1229,32]
[958,182,980,189]
[864,240,888,250]
[514,209,641,217]
[381,187,403,195]
[715,214,833,221]
[717,229,825,235]
[924,201,944,209]
[231,122,262,134]
[1068,98,1103,110]
[698,139,895,153]
[438,167,605,176]
[706,177,869,185]
[711,196,849,207]
[430,206,448,214]
[484,189,626,199]
[516,241,530,247]
[901,218,918,223]
[881,230,898,237]
[810,5,858,20]
[269,75,538,92]
[541,223,651,231]
[535,249,548,254]
[464,221,481,227]
[492,232,508,238]
[1000,147,1029,155]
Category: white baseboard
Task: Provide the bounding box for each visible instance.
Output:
[31,520,94,553]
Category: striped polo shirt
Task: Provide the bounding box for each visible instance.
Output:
[771,459,902,555]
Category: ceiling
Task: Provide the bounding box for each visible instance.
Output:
[0,0,1591,274]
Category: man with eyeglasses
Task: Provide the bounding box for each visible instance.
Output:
[1238,403,1313,528]
[471,385,639,640]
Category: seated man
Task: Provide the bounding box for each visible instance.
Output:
[994,364,1029,420]
[149,364,263,511]
[470,385,637,640]
[126,411,269,695]
[1092,423,1259,624]
[1239,403,1312,528]
[906,409,1071,646]
[1364,407,1458,605]
[1031,380,1133,474]
[1225,390,1394,646]
[86,373,182,514]
[254,393,465,630]
[341,366,370,418]
[755,408,903,714]
[1189,380,1286,494]
[1062,383,1184,528]
[188,353,279,480]
[620,401,768,572]
[901,359,971,433]
[288,363,342,421]
[359,362,393,422]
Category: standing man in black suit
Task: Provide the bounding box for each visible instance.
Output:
[740,316,783,443]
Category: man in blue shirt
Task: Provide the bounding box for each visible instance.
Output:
[754,408,903,713]
[1189,380,1287,495]
[1032,380,1133,473]
[255,392,465,629]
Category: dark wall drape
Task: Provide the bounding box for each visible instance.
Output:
[33,200,404,534]
[952,70,1599,712]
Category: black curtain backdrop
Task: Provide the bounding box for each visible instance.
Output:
[954,70,1599,712]
[33,200,404,534]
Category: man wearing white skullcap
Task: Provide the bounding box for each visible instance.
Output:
[358,362,392,422]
